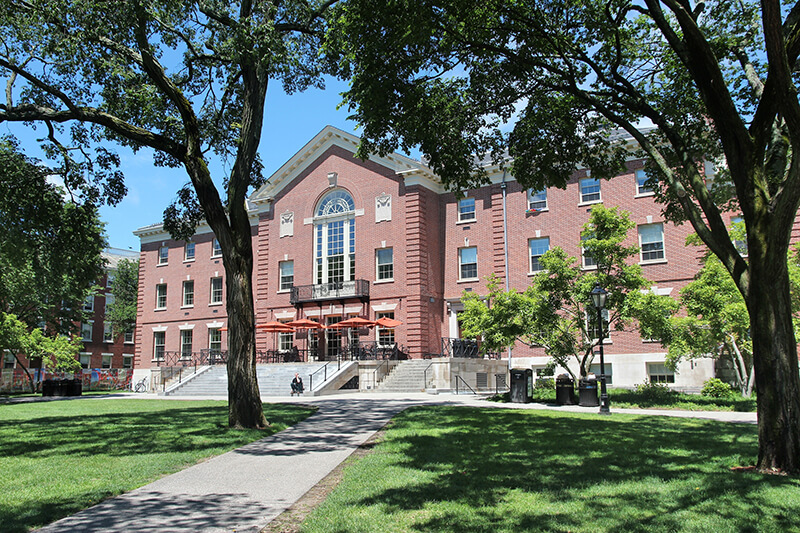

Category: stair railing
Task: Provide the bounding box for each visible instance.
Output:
[308,360,340,391]
[452,374,477,395]
[423,360,448,391]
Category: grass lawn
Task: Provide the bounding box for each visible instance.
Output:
[0,398,316,533]
[302,406,800,533]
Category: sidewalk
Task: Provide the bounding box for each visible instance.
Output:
[33,392,757,533]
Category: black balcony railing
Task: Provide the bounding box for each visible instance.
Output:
[440,338,501,359]
[290,279,370,304]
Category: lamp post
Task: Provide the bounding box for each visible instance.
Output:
[590,283,611,415]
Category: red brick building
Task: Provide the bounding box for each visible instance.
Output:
[133,126,729,389]
[78,248,140,370]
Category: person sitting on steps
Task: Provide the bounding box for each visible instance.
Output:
[291,373,304,396]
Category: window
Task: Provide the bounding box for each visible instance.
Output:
[458,197,476,222]
[153,331,165,360]
[105,294,115,310]
[212,238,222,257]
[184,241,195,261]
[124,329,134,344]
[580,177,601,203]
[589,363,613,385]
[106,273,115,289]
[586,309,609,341]
[4,351,15,369]
[459,247,478,280]
[79,353,91,369]
[122,355,133,369]
[210,277,223,304]
[208,328,222,351]
[581,235,596,269]
[180,330,193,358]
[376,248,394,281]
[279,261,294,291]
[527,189,548,211]
[101,354,112,369]
[83,295,94,312]
[278,323,294,352]
[158,246,169,265]
[731,216,748,256]
[635,169,653,195]
[648,363,675,384]
[529,238,550,273]
[81,321,93,341]
[156,284,167,309]
[103,323,113,343]
[639,223,665,262]
[183,280,194,307]
[377,312,396,347]
[315,190,356,285]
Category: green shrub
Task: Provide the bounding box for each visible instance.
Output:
[535,377,555,390]
[634,380,675,402]
[702,378,735,398]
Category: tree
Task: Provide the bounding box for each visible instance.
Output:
[330,0,800,473]
[637,255,755,396]
[0,139,105,332]
[105,258,139,340]
[461,205,662,381]
[0,0,337,428]
[0,312,82,393]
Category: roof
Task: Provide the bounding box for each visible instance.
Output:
[102,247,139,269]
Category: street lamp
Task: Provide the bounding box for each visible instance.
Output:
[590,283,611,415]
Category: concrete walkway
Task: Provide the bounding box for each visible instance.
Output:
[32,392,757,533]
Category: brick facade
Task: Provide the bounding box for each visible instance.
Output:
[132,126,736,387]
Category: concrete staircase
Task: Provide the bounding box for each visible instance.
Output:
[376,360,432,392]
[166,363,329,397]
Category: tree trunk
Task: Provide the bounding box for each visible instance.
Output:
[748,246,800,474]
[224,246,268,429]
[14,355,36,394]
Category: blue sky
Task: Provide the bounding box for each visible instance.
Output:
[2,77,364,251]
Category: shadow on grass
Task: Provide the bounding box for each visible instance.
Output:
[336,406,798,533]
[0,400,314,458]
[0,399,316,533]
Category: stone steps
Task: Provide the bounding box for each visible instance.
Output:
[167,363,328,396]
[377,360,433,392]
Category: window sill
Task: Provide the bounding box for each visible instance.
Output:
[457,278,479,283]
[154,307,167,312]
[635,192,655,198]
[209,301,224,306]
[456,218,476,225]
[211,254,222,259]
[527,270,547,276]
[580,264,598,271]
[183,259,195,263]
[374,279,394,285]
[156,263,168,267]
[578,199,603,207]
[526,207,548,214]
[181,305,194,309]
[639,259,667,266]
[277,289,292,294]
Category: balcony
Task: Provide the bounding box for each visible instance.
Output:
[290,280,370,304]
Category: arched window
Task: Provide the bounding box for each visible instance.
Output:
[314,190,356,284]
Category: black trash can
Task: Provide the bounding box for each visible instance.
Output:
[510,368,533,403]
[556,374,576,405]
[42,379,56,397]
[66,378,82,396]
[579,376,599,406]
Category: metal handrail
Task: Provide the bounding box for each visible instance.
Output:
[453,374,477,395]
[423,360,448,391]
[308,359,341,391]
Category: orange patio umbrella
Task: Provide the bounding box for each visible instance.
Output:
[336,316,376,329]
[287,318,325,359]
[256,321,295,332]
[375,316,402,328]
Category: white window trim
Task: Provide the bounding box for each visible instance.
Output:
[211,238,223,258]
[210,277,224,305]
[635,169,655,197]
[375,248,394,282]
[528,237,550,275]
[157,246,169,265]
[457,197,477,223]
[155,284,167,310]
[527,189,549,212]
[458,247,479,282]
[182,280,195,308]
[183,241,196,263]
[638,223,667,265]
[278,260,294,293]
[578,177,603,205]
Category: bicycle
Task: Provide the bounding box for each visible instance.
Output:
[134,377,148,393]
